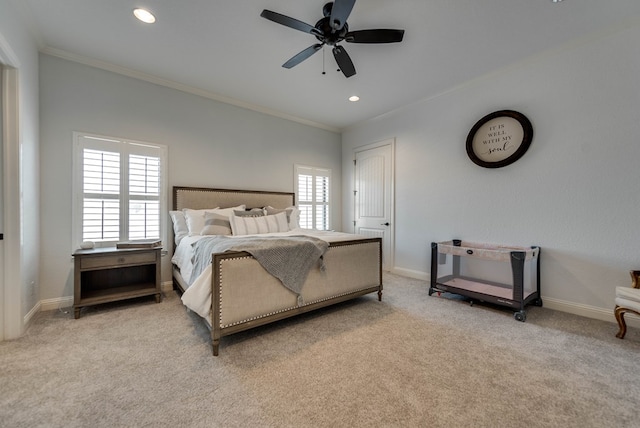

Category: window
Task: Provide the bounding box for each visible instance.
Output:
[295,164,331,230]
[73,133,167,247]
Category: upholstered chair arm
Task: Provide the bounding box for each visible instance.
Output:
[630,270,640,289]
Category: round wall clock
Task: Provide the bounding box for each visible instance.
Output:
[466,110,533,168]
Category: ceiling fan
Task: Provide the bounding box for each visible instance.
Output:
[260,0,405,78]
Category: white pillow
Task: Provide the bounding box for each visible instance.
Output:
[184,205,245,236]
[265,206,300,230]
[169,210,189,245]
[230,211,289,236]
[183,208,218,236]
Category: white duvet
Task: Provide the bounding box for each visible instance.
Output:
[172,229,367,319]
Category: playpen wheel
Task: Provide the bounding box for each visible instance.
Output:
[514,311,527,322]
[533,298,543,307]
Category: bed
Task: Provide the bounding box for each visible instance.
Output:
[170,186,383,356]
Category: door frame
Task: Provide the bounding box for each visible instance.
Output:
[353,138,395,271]
[0,34,22,341]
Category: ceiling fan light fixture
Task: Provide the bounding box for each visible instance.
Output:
[349,95,360,102]
[133,8,156,24]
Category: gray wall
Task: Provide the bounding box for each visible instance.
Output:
[39,54,341,301]
[342,22,640,319]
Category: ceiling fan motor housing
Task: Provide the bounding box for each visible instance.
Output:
[315,17,349,45]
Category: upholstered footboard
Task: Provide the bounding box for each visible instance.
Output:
[210,238,382,355]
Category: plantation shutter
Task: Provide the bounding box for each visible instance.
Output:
[128,152,161,240]
[77,134,165,246]
[295,165,331,230]
[82,148,120,241]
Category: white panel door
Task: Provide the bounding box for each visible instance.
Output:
[354,142,394,270]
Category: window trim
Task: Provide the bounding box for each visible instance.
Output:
[72,132,167,249]
[294,164,331,231]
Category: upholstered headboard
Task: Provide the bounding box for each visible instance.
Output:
[173,186,295,211]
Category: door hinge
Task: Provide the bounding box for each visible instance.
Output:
[353,159,356,165]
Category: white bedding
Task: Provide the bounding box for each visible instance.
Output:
[174,229,369,318]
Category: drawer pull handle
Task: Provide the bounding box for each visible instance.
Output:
[118,257,126,263]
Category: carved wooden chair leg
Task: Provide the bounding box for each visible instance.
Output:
[615,305,640,339]
[615,305,628,339]
[614,270,640,339]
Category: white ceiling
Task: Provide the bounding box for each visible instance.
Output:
[15,0,640,130]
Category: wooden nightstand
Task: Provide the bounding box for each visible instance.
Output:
[72,247,162,319]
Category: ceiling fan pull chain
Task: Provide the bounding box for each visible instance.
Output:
[322,46,326,75]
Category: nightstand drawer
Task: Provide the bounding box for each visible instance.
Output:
[80,251,157,269]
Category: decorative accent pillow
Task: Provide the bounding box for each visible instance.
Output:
[169,210,189,245]
[184,205,245,235]
[265,206,300,230]
[201,212,232,235]
[230,211,289,236]
[233,208,265,217]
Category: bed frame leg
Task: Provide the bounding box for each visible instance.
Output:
[378,289,382,301]
[212,340,220,356]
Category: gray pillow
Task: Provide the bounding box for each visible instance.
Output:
[233,208,265,217]
[201,212,232,235]
[265,206,292,222]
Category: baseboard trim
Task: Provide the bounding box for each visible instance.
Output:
[24,301,42,326]
[391,267,429,281]
[40,296,74,312]
[543,297,640,328]
[161,280,174,293]
[389,267,640,328]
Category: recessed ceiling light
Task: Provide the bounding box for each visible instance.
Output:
[133,8,156,24]
[349,95,360,102]
[551,0,564,3]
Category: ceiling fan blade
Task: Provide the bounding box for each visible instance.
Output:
[345,29,405,43]
[330,0,356,31]
[282,44,323,69]
[333,45,356,78]
[260,9,319,35]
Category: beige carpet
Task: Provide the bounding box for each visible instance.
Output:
[1,273,639,428]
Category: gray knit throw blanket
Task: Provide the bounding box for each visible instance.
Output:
[190,235,329,304]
